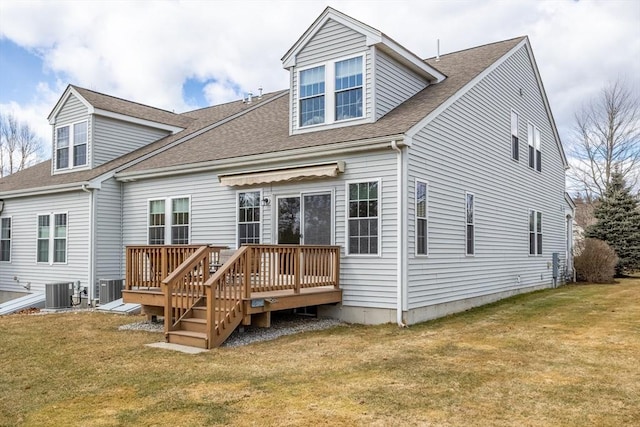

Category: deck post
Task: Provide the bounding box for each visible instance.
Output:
[161,247,168,283]
[294,246,301,294]
[206,282,214,348]
[244,246,252,300]
[163,280,172,335]
[334,247,340,289]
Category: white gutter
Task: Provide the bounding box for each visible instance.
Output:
[115,134,406,182]
[81,184,95,303]
[391,140,406,327]
[0,181,91,199]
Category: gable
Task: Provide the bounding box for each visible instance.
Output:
[296,18,367,68]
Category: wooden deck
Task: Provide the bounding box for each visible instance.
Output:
[123,244,342,348]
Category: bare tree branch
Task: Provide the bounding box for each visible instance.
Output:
[0,111,45,177]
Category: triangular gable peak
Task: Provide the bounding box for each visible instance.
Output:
[282,7,444,82]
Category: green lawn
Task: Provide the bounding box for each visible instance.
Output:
[1,278,639,426]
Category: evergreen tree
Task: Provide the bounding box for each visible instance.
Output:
[586,172,640,274]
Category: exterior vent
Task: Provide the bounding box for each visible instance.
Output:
[99,279,124,305]
[45,282,72,309]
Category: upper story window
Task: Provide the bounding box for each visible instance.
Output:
[55,121,88,170]
[298,55,364,129]
[335,57,363,121]
[299,66,326,127]
[528,122,541,172]
[511,110,519,161]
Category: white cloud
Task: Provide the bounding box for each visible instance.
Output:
[0,0,638,156]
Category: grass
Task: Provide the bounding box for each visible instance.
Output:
[1,278,639,427]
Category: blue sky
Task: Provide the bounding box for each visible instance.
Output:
[0,0,638,156]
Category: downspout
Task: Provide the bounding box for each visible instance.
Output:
[391,141,406,327]
[82,184,95,305]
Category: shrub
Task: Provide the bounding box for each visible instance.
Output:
[574,238,618,283]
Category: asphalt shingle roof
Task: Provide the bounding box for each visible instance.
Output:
[0,37,524,194]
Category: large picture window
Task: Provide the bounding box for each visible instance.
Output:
[36,213,67,263]
[238,191,261,245]
[529,210,543,255]
[335,57,363,121]
[148,197,190,245]
[466,193,475,256]
[416,180,428,255]
[347,180,379,255]
[0,217,11,262]
[299,66,325,127]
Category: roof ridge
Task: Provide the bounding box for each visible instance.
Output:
[423,36,527,61]
[183,89,288,115]
[71,85,182,117]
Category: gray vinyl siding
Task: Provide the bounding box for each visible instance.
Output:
[94,178,124,294]
[92,116,170,168]
[291,18,372,132]
[375,49,427,119]
[51,94,91,175]
[0,192,90,293]
[121,149,399,309]
[406,44,567,309]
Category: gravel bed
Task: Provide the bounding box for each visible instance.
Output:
[118,312,345,347]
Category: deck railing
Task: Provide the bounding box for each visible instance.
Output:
[125,245,226,290]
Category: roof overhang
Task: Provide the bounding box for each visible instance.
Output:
[281,7,445,83]
[219,161,345,187]
[0,181,91,199]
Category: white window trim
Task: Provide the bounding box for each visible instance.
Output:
[345,178,382,257]
[236,190,263,248]
[0,216,11,263]
[54,120,89,172]
[527,121,541,172]
[296,53,367,131]
[511,109,519,162]
[465,192,475,257]
[415,179,428,257]
[146,196,191,245]
[35,212,68,265]
[529,209,543,256]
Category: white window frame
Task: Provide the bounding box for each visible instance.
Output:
[527,121,541,172]
[465,192,475,256]
[146,196,191,245]
[415,179,428,256]
[345,178,381,257]
[529,209,543,256]
[297,54,366,129]
[0,216,11,263]
[511,109,519,161]
[54,120,89,171]
[35,212,68,265]
[236,190,262,248]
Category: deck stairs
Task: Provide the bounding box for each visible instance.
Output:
[166,297,243,349]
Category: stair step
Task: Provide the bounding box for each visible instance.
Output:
[192,307,206,319]
[167,330,208,349]
[180,317,207,333]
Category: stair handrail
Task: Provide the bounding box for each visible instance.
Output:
[162,245,211,335]
[203,246,249,348]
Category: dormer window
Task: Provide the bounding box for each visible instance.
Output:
[298,55,364,129]
[335,57,363,120]
[299,65,326,126]
[55,121,88,170]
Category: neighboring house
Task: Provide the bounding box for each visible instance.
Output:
[0,7,572,325]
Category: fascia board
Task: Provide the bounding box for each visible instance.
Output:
[0,181,89,199]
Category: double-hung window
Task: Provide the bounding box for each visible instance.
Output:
[299,66,325,127]
[416,180,428,255]
[511,110,519,160]
[335,57,363,121]
[528,123,541,172]
[37,213,67,263]
[148,197,190,245]
[529,210,543,255]
[0,217,11,262]
[466,193,475,255]
[55,121,88,170]
[238,191,261,245]
[347,180,379,255]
